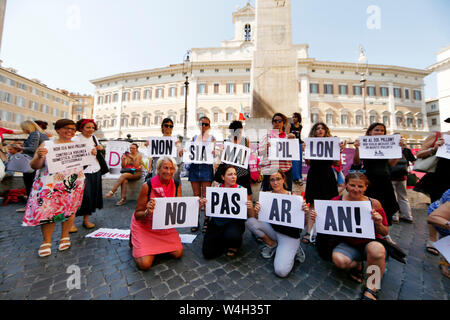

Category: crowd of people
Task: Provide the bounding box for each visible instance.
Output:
[0,114,448,301]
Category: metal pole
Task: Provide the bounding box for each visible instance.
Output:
[183,76,189,140]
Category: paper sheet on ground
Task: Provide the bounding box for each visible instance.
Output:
[433,236,450,262]
[85,228,197,243]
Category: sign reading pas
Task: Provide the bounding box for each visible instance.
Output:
[205,187,248,220]
[304,137,341,161]
[221,142,250,169]
[147,137,178,158]
[152,197,200,230]
[258,192,305,229]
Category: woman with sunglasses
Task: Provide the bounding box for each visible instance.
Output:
[259,113,296,192]
[188,116,216,233]
[22,119,94,257]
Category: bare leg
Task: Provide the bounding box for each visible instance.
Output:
[191,182,201,231]
[134,255,155,271]
[364,242,386,300]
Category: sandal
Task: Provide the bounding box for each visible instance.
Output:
[191,220,200,233]
[349,263,364,284]
[58,237,71,252]
[226,248,238,257]
[83,222,95,229]
[202,218,209,233]
[426,240,439,256]
[38,243,52,258]
[104,191,114,199]
[301,232,311,244]
[115,198,126,206]
[69,225,78,233]
[439,258,450,279]
[360,287,378,300]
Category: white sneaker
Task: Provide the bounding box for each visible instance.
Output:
[261,243,277,259]
[295,245,306,263]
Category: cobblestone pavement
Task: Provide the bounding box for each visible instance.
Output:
[0,185,448,301]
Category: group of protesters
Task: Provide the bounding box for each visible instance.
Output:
[1,113,449,301]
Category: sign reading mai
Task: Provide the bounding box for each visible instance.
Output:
[221,142,250,169]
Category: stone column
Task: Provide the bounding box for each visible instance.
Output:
[187,78,198,139]
[116,86,124,139]
[420,85,429,133]
[388,82,396,132]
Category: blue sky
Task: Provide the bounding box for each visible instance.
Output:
[2,0,449,98]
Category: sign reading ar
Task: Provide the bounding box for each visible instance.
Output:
[205,187,248,220]
[258,192,305,229]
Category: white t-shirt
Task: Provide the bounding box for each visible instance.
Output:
[72,134,101,174]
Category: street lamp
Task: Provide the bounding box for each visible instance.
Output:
[357,45,369,128]
[183,50,192,140]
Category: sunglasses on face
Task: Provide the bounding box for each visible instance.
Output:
[163,124,174,129]
[201,123,210,127]
[272,119,283,124]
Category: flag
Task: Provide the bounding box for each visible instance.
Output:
[239,103,246,121]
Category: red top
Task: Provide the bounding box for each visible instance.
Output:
[331,195,388,245]
[0,127,14,140]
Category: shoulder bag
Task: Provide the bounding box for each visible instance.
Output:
[93,136,109,175]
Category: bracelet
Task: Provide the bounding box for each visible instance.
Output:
[143,209,149,217]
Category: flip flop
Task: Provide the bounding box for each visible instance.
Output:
[115,199,126,206]
[426,241,439,256]
[226,248,238,257]
[104,191,114,199]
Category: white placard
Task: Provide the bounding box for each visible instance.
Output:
[85,228,130,240]
[358,135,402,159]
[221,142,251,169]
[105,141,131,168]
[183,141,214,164]
[433,236,450,262]
[436,134,450,160]
[205,187,248,220]
[314,200,375,239]
[45,141,92,174]
[304,137,341,161]
[147,137,178,158]
[258,192,305,229]
[152,197,199,230]
[268,138,300,161]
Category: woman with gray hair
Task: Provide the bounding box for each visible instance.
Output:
[129,157,185,270]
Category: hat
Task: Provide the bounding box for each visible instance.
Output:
[445,118,450,123]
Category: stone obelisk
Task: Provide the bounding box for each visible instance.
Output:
[250,0,299,121]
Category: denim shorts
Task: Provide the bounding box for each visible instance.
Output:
[188,163,214,182]
[333,242,387,262]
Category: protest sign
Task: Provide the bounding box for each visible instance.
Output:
[183,141,214,164]
[268,138,300,161]
[221,142,251,169]
[152,197,199,230]
[147,137,178,158]
[314,200,375,239]
[304,137,341,161]
[105,141,131,169]
[436,134,450,160]
[358,135,402,159]
[85,228,198,244]
[205,187,248,220]
[433,236,450,263]
[45,141,92,174]
[258,192,305,229]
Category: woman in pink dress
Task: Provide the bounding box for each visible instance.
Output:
[130,156,197,271]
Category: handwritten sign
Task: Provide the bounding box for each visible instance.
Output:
[258,192,305,229]
[304,137,341,161]
[152,197,199,230]
[205,187,248,220]
[436,134,450,160]
[147,137,178,158]
[314,200,375,239]
[105,141,131,168]
[268,139,300,161]
[358,135,402,159]
[45,141,92,174]
[183,142,214,164]
[221,142,250,169]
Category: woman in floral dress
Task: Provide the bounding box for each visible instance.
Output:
[22,119,93,257]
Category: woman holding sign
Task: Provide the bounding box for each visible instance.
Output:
[249,169,315,278]
[22,119,90,257]
[328,172,389,300]
[353,123,399,225]
[130,157,184,271]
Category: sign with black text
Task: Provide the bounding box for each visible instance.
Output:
[205,187,248,220]
[314,200,375,239]
[183,142,214,164]
[152,197,199,230]
[258,192,305,229]
[268,138,300,161]
[436,134,450,160]
[221,142,250,169]
[304,137,341,161]
[147,137,178,158]
[358,135,402,159]
[45,141,92,174]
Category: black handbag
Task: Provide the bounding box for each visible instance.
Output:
[93,136,109,175]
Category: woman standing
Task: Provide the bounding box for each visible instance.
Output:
[289,113,304,185]
[105,143,143,206]
[188,116,216,233]
[302,122,340,244]
[70,119,104,232]
[353,123,400,225]
[22,119,91,257]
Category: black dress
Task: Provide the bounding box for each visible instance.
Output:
[305,160,338,205]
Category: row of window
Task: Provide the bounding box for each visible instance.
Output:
[311,112,424,128]
[0,90,68,118]
[309,83,422,100]
[0,110,39,124]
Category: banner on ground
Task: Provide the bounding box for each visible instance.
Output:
[436,134,450,160]
[258,191,305,229]
[183,142,214,164]
[358,135,402,159]
[221,142,250,169]
[205,187,248,220]
[45,140,93,174]
[268,138,300,161]
[152,197,199,230]
[147,137,178,158]
[105,141,131,169]
[314,200,375,239]
[85,228,198,244]
[304,137,341,161]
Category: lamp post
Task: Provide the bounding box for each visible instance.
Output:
[183,50,191,140]
[357,45,369,128]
